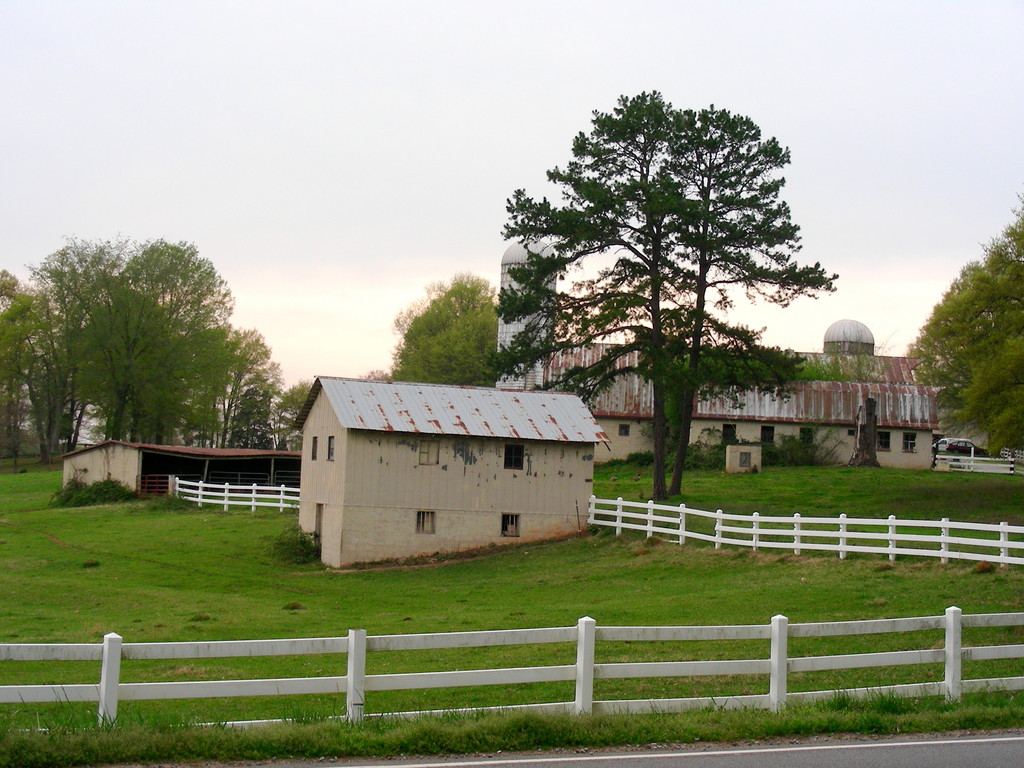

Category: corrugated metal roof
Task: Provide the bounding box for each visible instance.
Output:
[307,378,609,443]
[543,346,938,429]
[696,381,940,430]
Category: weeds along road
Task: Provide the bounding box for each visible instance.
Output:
[196,732,1024,768]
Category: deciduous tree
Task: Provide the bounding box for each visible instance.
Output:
[911,200,1024,450]
[499,92,834,499]
[392,274,498,387]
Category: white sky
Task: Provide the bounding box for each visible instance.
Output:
[2,1,1021,385]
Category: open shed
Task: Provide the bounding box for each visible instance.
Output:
[62,441,301,495]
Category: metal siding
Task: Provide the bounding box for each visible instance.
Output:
[316,378,608,444]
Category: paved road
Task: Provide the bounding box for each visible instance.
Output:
[231,732,1024,768]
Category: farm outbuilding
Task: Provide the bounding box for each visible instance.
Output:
[295,377,608,567]
[61,441,302,495]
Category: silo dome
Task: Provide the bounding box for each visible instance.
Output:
[501,240,552,266]
[823,319,875,355]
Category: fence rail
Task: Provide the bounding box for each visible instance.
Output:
[1,608,1021,726]
[587,496,1024,566]
[935,454,1017,474]
[174,478,300,512]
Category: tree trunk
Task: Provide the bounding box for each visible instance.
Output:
[669,387,697,495]
[848,397,880,467]
[650,381,668,500]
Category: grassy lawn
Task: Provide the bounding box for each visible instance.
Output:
[1,464,1024,765]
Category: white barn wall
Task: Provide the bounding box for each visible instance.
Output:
[62,443,142,489]
[595,417,933,470]
[336,431,593,565]
[297,393,349,567]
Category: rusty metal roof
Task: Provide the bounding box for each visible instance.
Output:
[696,381,940,429]
[544,347,938,429]
[304,377,609,443]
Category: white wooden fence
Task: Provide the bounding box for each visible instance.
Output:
[1,608,1021,727]
[174,477,300,512]
[935,455,1017,474]
[588,496,1024,566]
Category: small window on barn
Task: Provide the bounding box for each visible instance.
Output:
[419,440,439,465]
[327,435,335,461]
[760,425,775,444]
[848,428,856,437]
[618,423,631,437]
[902,432,917,453]
[416,510,436,534]
[800,427,815,444]
[311,436,318,461]
[877,431,891,451]
[501,513,520,537]
[722,424,737,444]
[504,444,525,470]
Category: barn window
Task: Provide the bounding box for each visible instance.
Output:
[618,423,631,437]
[877,431,891,451]
[501,513,520,537]
[902,432,917,452]
[504,444,525,470]
[760,425,775,444]
[416,510,436,534]
[327,435,335,461]
[722,424,737,443]
[419,440,439,465]
[311,436,318,460]
[800,427,815,444]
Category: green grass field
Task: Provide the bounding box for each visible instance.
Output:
[2,464,1024,765]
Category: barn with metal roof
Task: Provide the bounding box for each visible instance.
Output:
[295,377,607,567]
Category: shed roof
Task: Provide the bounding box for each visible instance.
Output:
[299,377,609,443]
[62,441,301,460]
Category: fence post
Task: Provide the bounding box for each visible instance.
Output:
[769,615,788,712]
[715,511,723,549]
[646,500,655,539]
[940,518,950,564]
[793,513,802,556]
[944,606,962,702]
[1000,522,1009,561]
[346,629,366,722]
[888,515,897,562]
[98,632,122,725]
[839,514,847,560]
[223,482,230,512]
[588,495,596,525]
[752,512,760,552]
[615,498,623,536]
[678,503,686,545]
[279,485,287,512]
[574,616,596,715]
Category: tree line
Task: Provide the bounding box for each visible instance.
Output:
[0,238,310,464]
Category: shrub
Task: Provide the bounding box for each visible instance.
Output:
[272,523,321,564]
[51,478,136,508]
[625,451,654,467]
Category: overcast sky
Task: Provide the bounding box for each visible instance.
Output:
[2,1,1021,385]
